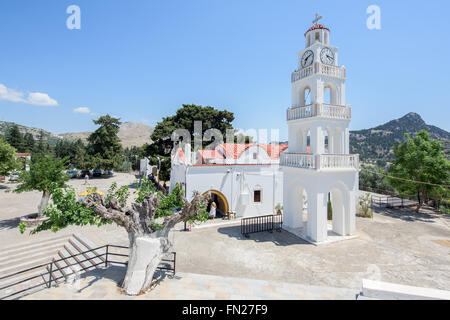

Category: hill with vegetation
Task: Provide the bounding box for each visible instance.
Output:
[0,121,154,148]
[350,112,450,164]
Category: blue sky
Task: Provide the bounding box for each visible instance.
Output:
[0,0,449,141]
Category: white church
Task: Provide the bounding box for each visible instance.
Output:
[170,16,359,243]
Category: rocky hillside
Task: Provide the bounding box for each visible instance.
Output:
[350,112,450,163]
[0,121,61,146]
[0,121,154,148]
[60,122,154,148]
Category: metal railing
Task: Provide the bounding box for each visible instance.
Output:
[0,244,176,300]
[371,195,418,209]
[241,215,283,238]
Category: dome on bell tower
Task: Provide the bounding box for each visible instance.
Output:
[304,14,331,47]
[304,24,330,35]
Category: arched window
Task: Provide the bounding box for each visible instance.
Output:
[324,87,331,105]
[306,129,311,153]
[304,88,311,106]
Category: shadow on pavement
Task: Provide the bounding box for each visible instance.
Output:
[374,206,449,224]
[0,217,20,231]
[217,225,310,246]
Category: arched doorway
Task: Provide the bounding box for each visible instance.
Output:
[330,187,346,236]
[202,190,229,219]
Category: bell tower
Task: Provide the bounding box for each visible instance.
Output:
[281,15,359,244]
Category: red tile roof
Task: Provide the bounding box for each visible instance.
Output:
[211,144,289,160]
[305,24,330,35]
[197,150,224,164]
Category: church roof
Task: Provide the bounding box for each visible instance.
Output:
[216,143,289,160]
[305,24,330,35]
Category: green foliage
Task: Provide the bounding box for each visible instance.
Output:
[87,115,124,171]
[327,201,333,220]
[275,203,283,211]
[134,178,157,203]
[0,137,20,176]
[27,178,207,236]
[106,182,130,208]
[386,130,450,207]
[115,159,133,172]
[124,146,146,171]
[15,154,69,194]
[31,187,111,234]
[5,124,25,153]
[19,222,27,234]
[358,193,373,218]
[147,104,236,180]
[350,113,450,163]
[359,164,396,194]
[55,139,87,169]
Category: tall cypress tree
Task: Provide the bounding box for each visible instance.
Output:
[23,133,36,154]
[87,115,123,171]
[6,124,25,153]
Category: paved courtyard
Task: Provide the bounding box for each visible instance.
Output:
[1,173,449,299]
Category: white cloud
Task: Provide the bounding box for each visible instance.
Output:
[27,92,58,106]
[0,83,59,106]
[0,84,26,103]
[73,107,91,114]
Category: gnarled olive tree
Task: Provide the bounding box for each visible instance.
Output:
[26,180,209,295]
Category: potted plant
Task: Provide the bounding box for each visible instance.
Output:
[275,203,283,215]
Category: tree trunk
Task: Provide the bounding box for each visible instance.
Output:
[37,191,50,217]
[120,232,168,295]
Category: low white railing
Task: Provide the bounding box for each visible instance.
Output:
[291,65,314,82]
[291,62,346,83]
[281,153,359,170]
[287,104,351,121]
[280,153,316,169]
[319,154,360,170]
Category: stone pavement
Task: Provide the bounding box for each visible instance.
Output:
[21,266,358,300]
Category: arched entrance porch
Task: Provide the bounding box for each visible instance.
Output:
[202,190,229,219]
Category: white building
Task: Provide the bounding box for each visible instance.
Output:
[281,18,359,243]
[170,16,359,244]
[170,143,288,218]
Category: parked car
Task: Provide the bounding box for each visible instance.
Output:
[9,172,20,182]
[66,169,79,179]
[93,169,103,177]
[105,170,114,176]
[79,170,92,178]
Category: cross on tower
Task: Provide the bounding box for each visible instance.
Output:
[312,13,322,25]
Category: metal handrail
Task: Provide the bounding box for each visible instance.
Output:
[0,243,176,300]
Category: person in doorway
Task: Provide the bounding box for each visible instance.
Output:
[209,202,217,220]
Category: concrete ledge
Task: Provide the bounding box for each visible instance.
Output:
[362,279,450,300]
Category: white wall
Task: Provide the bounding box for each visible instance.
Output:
[179,165,283,218]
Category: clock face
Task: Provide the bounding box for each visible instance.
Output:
[301,50,314,68]
[320,47,335,65]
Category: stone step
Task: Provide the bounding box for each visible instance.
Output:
[0,243,65,269]
[0,234,71,258]
[0,234,101,300]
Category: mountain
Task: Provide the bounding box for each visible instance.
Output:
[60,122,154,148]
[0,121,154,148]
[0,121,61,146]
[350,112,450,163]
